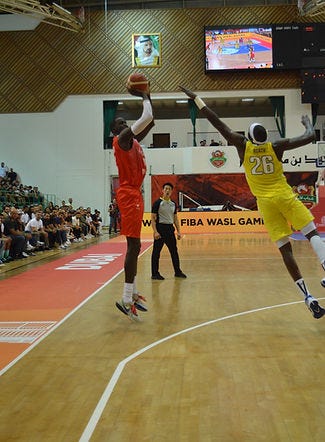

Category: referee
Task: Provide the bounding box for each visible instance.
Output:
[151,182,187,280]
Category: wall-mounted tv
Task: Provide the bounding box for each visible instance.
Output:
[205,25,273,72]
[205,23,325,74]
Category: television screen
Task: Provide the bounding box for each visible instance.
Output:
[205,25,273,72]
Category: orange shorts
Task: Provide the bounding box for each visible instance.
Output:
[116,186,144,238]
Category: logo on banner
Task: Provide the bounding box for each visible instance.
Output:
[210,150,226,168]
[292,183,316,209]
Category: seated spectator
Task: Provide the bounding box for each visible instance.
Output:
[51,209,70,249]
[85,209,98,237]
[0,186,6,207]
[25,210,50,250]
[71,210,86,241]
[0,213,12,264]
[78,208,90,237]
[20,206,31,227]
[3,207,31,260]
[94,209,103,235]
[42,212,59,249]
[46,201,55,212]
[1,205,11,218]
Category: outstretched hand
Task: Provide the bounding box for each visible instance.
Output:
[301,114,312,128]
[179,85,197,100]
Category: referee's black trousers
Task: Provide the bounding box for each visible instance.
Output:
[151,223,181,276]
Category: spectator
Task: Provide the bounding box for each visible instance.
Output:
[108,198,119,234]
[31,186,44,205]
[3,207,31,260]
[0,213,12,264]
[0,162,9,182]
[70,210,84,242]
[51,209,69,249]
[85,209,98,237]
[94,209,103,235]
[78,208,90,237]
[46,201,55,212]
[21,206,31,226]
[42,212,59,249]
[25,210,50,250]
[7,168,18,184]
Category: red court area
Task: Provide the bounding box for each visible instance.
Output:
[0,239,153,374]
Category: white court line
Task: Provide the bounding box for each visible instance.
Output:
[0,246,151,377]
[79,297,325,442]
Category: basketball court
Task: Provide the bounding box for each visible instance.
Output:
[206,31,273,70]
[0,233,324,441]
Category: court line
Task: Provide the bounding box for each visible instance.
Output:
[79,296,325,442]
[0,268,122,377]
[0,244,152,377]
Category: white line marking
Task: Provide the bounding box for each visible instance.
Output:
[79,297,325,442]
[0,246,151,377]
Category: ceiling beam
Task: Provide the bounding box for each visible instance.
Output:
[0,0,84,32]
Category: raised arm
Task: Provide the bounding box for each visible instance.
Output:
[118,88,154,150]
[179,86,246,150]
[272,115,316,154]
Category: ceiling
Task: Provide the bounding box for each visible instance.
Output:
[58,0,297,10]
[1,1,324,117]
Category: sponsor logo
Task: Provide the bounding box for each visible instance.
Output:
[210,150,227,168]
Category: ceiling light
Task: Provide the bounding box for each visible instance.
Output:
[176,100,188,104]
[241,98,255,102]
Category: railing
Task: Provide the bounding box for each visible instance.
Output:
[0,192,57,211]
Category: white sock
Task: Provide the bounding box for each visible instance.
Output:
[310,235,325,269]
[122,283,133,304]
[295,278,312,300]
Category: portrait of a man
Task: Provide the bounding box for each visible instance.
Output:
[132,33,161,68]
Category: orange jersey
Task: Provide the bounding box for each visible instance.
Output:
[113,136,147,189]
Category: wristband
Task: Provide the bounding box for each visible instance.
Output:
[194,96,206,110]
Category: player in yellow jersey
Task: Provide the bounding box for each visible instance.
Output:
[180,86,325,319]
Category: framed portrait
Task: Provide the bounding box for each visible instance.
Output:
[132,33,161,68]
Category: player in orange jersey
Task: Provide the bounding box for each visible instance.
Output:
[110,86,154,320]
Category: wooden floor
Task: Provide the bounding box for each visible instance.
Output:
[0,233,324,442]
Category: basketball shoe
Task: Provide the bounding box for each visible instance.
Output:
[116,300,139,321]
[132,294,148,312]
[305,295,325,319]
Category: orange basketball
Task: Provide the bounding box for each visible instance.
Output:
[126,72,149,93]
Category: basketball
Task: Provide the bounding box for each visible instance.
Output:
[126,72,149,93]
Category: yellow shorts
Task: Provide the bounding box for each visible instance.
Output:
[257,193,314,242]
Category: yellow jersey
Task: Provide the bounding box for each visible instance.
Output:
[243,140,293,198]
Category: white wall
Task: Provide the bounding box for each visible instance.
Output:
[0,88,322,224]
